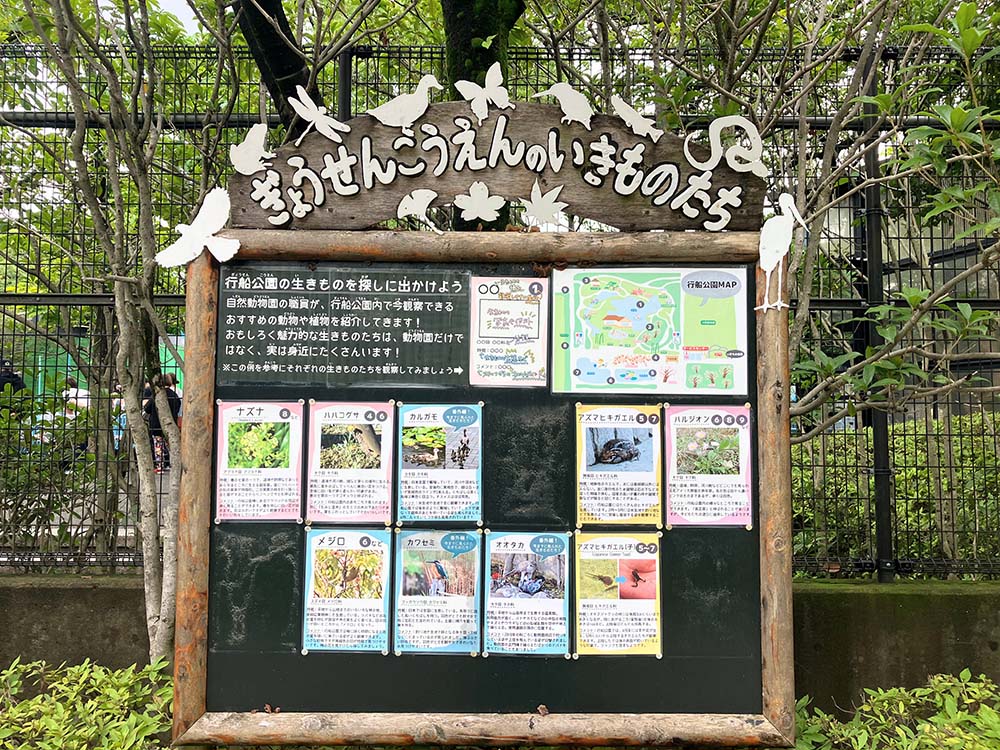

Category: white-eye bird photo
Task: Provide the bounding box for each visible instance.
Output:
[611,95,663,143]
[532,82,593,129]
[454,62,515,125]
[288,85,351,147]
[154,187,240,267]
[367,74,443,136]
[229,123,275,176]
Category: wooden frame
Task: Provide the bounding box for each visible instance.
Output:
[172,230,793,748]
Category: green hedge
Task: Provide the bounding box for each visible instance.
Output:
[3,659,1000,749]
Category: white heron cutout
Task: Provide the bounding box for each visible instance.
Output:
[756,193,807,312]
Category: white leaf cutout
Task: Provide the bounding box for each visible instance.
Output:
[454,181,506,223]
[521,180,568,226]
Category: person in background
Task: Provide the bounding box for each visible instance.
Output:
[143,373,181,473]
[62,375,90,411]
[0,358,26,396]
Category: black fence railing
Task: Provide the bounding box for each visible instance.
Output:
[0,44,997,575]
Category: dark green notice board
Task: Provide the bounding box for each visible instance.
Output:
[207,260,761,714]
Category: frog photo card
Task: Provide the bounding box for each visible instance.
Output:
[574,404,663,527]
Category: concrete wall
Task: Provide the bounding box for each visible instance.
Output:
[3,575,999,715]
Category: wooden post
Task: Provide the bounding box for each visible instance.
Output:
[172,252,219,745]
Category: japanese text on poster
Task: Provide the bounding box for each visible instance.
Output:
[551,267,748,395]
[469,277,549,387]
[397,404,483,523]
[665,405,753,526]
[218,264,470,387]
[394,530,481,654]
[485,532,570,656]
[575,533,661,656]
[307,401,394,523]
[576,404,662,527]
[215,401,302,521]
[302,529,391,652]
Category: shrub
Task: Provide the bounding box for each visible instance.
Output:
[0,658,172,750]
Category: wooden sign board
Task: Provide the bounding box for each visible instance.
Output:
[229,102,767,232]
[172,230,793,748]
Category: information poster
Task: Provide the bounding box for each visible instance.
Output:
[307,401,394,523]
[302,528,391,652]
[394,530,482,654]
[551,267,748,395]
[575,533,661,656]
[665,405,753,526]
[469,276,549,387]
[215,400,303,520]
[576,404,662,526]
[485,532,570,656]
[397,404,483,522]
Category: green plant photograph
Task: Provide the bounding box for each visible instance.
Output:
[676,427,741,475]
[227,421,291,469]
[319,423,381,470]
[312,548,384,599]
[579,558,618,599]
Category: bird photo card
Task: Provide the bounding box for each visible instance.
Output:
[574,532,662,657]
[469,276,549,387]
[575,404,663,527]
[393,529,482,655]
[215,400,304,521]
[397,404,483,523]
[664,405,753,528]
[302,528,392,653]
[306,401,395,524]
[484,531,570,657]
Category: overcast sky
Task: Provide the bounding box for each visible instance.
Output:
[158,0,200,34]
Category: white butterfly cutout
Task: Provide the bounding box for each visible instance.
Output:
[454,62,515,126]
[155,187,240,267]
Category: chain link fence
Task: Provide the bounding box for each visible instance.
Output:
[0,44,997,575]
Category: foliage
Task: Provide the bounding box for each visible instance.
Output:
[319,424,381,470]
[0,658,172,750]
[226,421,291,469]
[312,548,384,599]
[401,425,446,450]
[675,427,741,475]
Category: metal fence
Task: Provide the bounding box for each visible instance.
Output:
[0,44,997,576]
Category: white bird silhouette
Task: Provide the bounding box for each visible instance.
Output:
[521,179,568,226]
[229,123,275,176]
[397,189,442,234]
[454,62,515,125]
[610,95,663,143]
[155,187,240,267]
[532,82,593,129]
[756,193,806,311]
[288,86,351,147]
[367,74,443,136]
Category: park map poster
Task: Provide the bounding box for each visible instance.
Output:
[302,528,391,652]
[306,401,394,524]
[551,267,748,395]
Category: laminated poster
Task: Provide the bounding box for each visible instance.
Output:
[394,530,482,654]
[397,404,482,522]
[576,404,662,526]
[306,401,394,524]
[485,532,570,656]
[552,267,749,395]
[665,405,753,527]
[469,276,549,387]
[302,528,391,652]
[575,533,661,656]
[215,400,303,521]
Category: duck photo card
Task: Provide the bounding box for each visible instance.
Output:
[575,404,663,527]
[396,403,483,523]
[484,531,571,657]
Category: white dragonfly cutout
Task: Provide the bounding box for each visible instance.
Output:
[288,85,351,147]
[154,187,240,267]
[454,62,515,125]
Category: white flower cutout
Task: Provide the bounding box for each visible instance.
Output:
[454,181,506,223]
[521,179,568,226]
